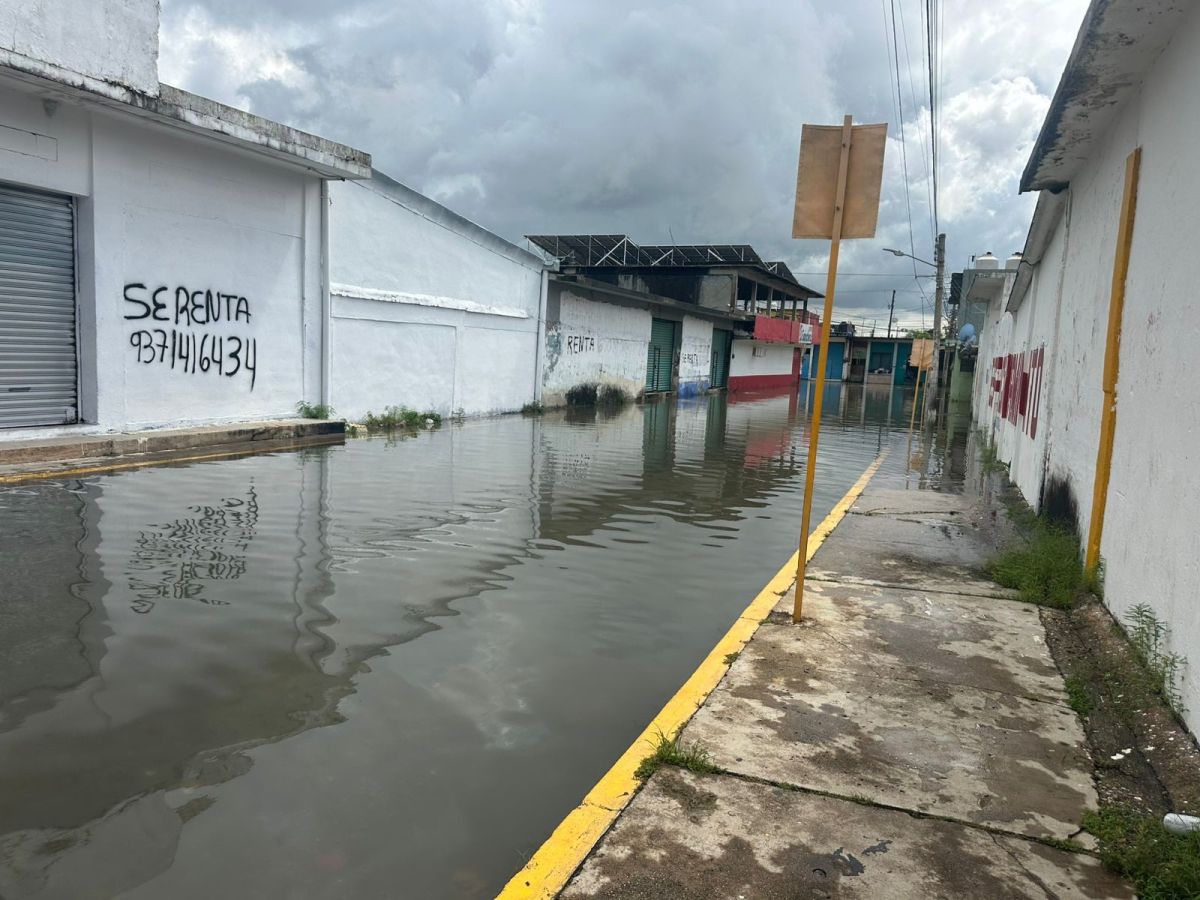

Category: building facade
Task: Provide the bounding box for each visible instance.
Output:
[0,0,370,438]
[328,172,545,419]
[528,235,820,404]
[973,0,1200,729]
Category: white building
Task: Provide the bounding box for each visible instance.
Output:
[973,0,1200,729]
[327,171,545,419]
[0,0,370,438]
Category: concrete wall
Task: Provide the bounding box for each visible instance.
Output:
[729,339,796,391]
[328,172,544,419]
[543,285,650,404]
[0,79,325,435]
[678,317,713,397]
[0,0,160,95]
[974,4,1200,728]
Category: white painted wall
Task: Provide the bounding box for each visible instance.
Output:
[678,316,713,397]
[729,339,795,383]
[0,0,160,95]
[974,4,1200,729]
[0,79,325,435]
[328,172,544,419]
[543,286,651,404]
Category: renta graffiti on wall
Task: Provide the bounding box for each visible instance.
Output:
[987,345,1044,439]
[124,283,258,390]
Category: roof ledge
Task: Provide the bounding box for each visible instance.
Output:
[1021,0,1190,193]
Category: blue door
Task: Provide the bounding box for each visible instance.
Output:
[824,341,844,380]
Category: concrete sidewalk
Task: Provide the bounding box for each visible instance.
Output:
[561,488,1132,898]
[0,418,344,482]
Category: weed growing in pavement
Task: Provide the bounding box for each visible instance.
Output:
[363,406,443,432]
[1125,604,1188,716]
[723,651,740,665]
[1063,675,1094,718]
[1083,806,1200,900]
[635,731,720,780]
[977,430,1009,474]
[986,523,1083,609]
[296,400,334,419]
[520,400,546,416]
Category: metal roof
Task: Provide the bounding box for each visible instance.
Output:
[525,234,812,292]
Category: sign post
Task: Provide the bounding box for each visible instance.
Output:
[791,115,887,623]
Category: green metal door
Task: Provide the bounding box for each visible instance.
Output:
[710,329,732,388]
[646,318,677,392]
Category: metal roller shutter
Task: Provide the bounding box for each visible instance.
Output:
[0,183,77,427]
[646,318,676,393]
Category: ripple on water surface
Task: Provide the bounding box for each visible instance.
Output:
[0,385,957,899]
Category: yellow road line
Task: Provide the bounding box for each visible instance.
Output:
[496,448,891,900]
[0,439,343,485]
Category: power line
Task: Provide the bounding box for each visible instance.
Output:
[887,0,921,283]
[896,0,936,248]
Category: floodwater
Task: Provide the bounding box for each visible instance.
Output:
[0,384,962,900]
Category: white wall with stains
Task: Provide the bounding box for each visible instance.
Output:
[328,172,544,419]
[729,339,794,387]
[542,286,651,404]
[974,5,1200,728]
[0,79,327,435]
[678,317,713,396]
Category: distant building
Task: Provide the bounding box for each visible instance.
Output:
[526,235,821,401]
[974,0,1200,729]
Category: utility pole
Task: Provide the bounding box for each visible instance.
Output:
[886,289,896,338]
[925,232,946,421]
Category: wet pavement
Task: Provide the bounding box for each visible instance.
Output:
[563,487,1131,899]
[1,384,946,900]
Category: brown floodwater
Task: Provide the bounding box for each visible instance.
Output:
[0,384,963,899]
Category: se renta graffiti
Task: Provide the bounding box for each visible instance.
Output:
[124,283,258,390]
[987,345,1044,439]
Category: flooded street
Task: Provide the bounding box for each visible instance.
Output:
[0,385,955,900]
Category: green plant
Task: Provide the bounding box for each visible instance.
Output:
[520,401,546,416]
[977,429,1009,474]
[1125,603,1188,715]
[985,524,1083,609]
[723,651,740,665]
[597,384,631,408]
[565,383,598,407]
[635,731,720,780]
[1063,675,1094,718]
[363,406,443,432]
[344,423,361,438]
[296,400,334,419]
[1083,806,1200,900]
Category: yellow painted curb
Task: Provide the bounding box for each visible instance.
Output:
[497,448,891,899]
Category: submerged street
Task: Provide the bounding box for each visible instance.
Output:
[0,386,945,900]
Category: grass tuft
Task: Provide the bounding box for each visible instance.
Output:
[598,384,631,408]
[1063,674,1094,718]
[363,406,442,432]
[1125,604,1188,716]
[635,731,720,780]
[296,400,334,419]
[565,383,598,407]
[1083,807,1200,900]
[985,524,1083,609]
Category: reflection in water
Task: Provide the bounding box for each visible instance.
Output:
[0,387,955,900]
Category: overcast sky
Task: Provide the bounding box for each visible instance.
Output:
[158,0,1088,332]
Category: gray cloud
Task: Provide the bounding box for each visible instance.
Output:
[159,0,1087,331]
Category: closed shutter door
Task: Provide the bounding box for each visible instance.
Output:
[0,184,77,427]
[646,318,676,392]
[710,329,731,388]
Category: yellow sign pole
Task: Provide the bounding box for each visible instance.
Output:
[793,115,853,623]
